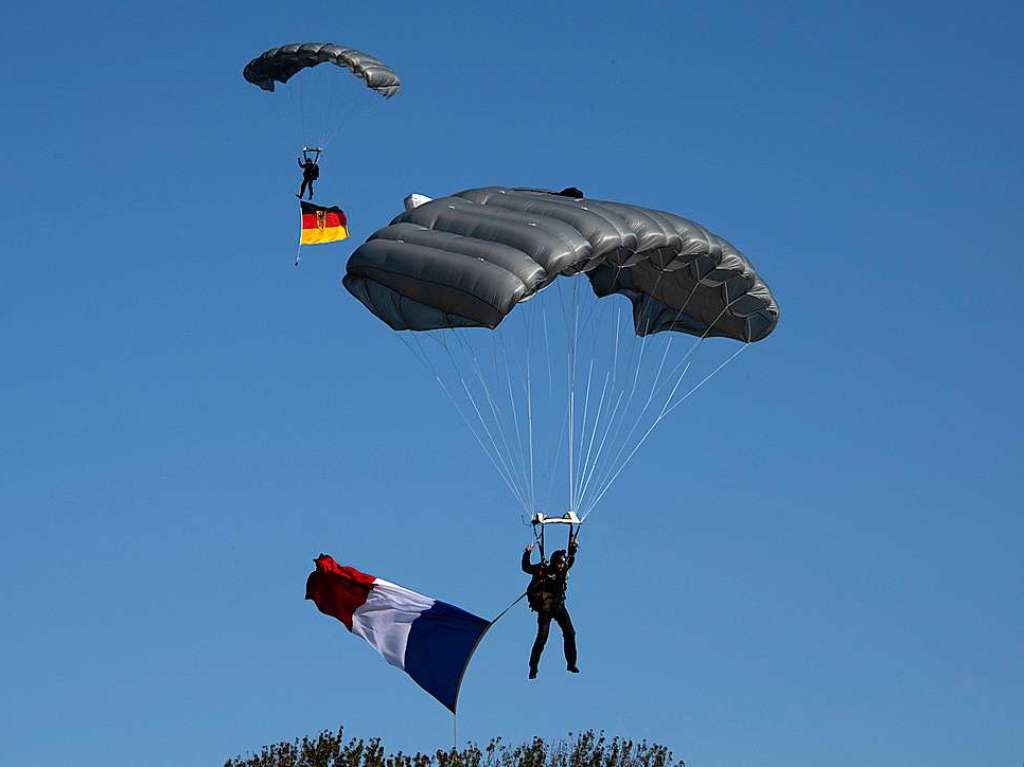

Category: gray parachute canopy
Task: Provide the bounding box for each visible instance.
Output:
[343,187,779,343]
[243,43,400,97]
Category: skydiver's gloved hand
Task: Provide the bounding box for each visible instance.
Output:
[525,543,534,553]
[569,540,579,554]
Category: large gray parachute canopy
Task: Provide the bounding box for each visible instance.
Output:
[343,187,779,343]
[243,42,400,98]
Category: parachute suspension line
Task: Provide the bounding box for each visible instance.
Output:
[456,367,531,516]
[564,284,606,513]
[500,334,533,512]
[542,301,553,398]
[612,305,622,386]
[648,289,733,404]
[572,302,631,510]
[583,342,750,517]
[567,279,581,514]
[561,284,606,515]
[579,280,701,504]
[663,342,749,419]
[602,291,650,458]
[500,340,526,507]
[580,299,750,519]
[573,359,596,513]
[574,303,625,502]
[590,284,702,487]
[491,331,532,511]
[438,331,531,515]
[580,341,706,517]
[451,331,531,513]
[321,71,353,148]
[575,370,612,511]
[524,291,562,514]
[628,270,668,398]
[297,75,307,147]
[642,281,703,410]
[460,332,531,506]
[406,332,527,512]
[575,387,625,513]
[524,311,537,514]
[595,265,627,384]
[541,403,569,515]
[586,350,641,504]
[398,333,528,515]
[319,89,375,151]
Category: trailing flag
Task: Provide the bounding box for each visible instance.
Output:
[299,201,349,245]
[305,554,491,713]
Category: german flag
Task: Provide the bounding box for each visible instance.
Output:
[299,201,349,245]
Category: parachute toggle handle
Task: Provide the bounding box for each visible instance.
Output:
[531,511,581,526]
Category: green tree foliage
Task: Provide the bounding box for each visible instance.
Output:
[224,728,684,767]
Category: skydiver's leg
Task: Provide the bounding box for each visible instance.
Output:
[554,606,578,670]
[298,180,307,199]
[529,612,552,676]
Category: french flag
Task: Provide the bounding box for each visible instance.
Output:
[305,554,491,713]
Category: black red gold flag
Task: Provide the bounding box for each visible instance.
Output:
[299,201,348,245]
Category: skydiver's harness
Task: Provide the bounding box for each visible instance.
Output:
[527,511,581,612]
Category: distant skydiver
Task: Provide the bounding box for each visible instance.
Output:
[522,539,579,679]
[296,148,321,200]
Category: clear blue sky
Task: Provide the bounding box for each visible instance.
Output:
[2,1,1022,765]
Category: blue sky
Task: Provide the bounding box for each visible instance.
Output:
[2,1,1022,765]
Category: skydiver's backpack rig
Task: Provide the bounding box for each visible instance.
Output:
[527,511,581,612]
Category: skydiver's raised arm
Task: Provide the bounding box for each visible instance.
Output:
[522,544,540,574]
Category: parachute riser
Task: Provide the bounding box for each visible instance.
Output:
[531,511,581,563]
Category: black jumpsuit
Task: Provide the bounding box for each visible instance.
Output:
[522,549,578,672]
[298,159,318,199]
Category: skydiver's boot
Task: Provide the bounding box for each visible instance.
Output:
[529,666,538,679]
[567,665,579,673]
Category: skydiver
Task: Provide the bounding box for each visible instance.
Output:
[522,539,579,679]
[296,151,320,200]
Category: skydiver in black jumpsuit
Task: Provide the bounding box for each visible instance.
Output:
[297,155,319,200]
[522,540,579,679]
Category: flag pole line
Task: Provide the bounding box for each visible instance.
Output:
[450,589,528,732]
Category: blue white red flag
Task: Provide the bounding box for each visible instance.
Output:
[305,554,491,712]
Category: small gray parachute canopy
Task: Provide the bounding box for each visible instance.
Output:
[243,42,400,97]
[343,187,779,343]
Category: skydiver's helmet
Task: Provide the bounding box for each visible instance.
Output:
[550,549,568,570]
